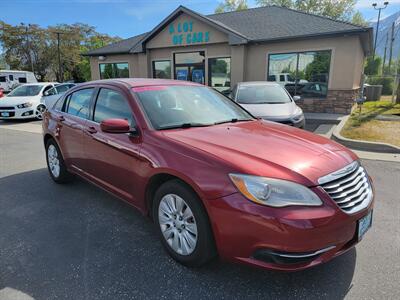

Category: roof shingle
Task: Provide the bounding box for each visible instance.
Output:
[85,5,370,56]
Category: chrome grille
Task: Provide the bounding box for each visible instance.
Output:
[318,161,373,214]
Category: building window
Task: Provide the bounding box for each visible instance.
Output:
[99,62,129,79]
[268,50,331,98]
[152,60,171,79]
[208,57,231,93]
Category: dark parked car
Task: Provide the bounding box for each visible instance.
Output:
[42,79,374,271]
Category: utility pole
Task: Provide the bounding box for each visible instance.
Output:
[56,32,63,82]
[388,22,395,74]
[21,23,34,73]
[382,32,388,74]
[372,2,389,59]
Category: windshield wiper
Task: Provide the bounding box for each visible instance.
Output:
[159,123,212,130]
[214,118,253,125]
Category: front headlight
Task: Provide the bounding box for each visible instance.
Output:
[291,107,304,121]
[229,174,322,207]
[17,102,33,109]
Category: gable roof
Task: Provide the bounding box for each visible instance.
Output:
[84,5,372,56]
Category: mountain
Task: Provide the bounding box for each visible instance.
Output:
[369,10,400,60]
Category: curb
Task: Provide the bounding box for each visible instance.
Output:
[332,115,400,154]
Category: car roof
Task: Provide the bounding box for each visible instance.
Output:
[77,78,203,89]
[237,81,281,87]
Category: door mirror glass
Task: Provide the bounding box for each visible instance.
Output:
[293,95,302,101]
[100,118,131,134]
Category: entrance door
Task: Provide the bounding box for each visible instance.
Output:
[174,51,205,84]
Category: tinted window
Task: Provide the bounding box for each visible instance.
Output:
[66,88,94,119]
[9,75,13,81]
[18,77,27,83]
[267,75,276,81]
[237,84,291,104]
[93,88,135,126]
[56,84,74,93]
[280,75,285,81]
[0,76,6,82]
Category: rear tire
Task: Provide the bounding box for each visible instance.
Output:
[45,139,73,183]
[153,180,216,267]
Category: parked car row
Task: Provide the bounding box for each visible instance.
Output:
[0,82,76,120]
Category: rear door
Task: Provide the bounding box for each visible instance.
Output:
[55,87,95,172]
[83,86,143,203]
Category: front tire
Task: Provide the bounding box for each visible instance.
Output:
[153,180,216,267]
[35,104,46,120]
[45,139,73,183]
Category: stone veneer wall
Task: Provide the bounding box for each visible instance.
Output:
[296,89,359,114]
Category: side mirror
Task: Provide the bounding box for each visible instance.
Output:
[293,95,302,101]
[100,118,131,134]
[43,91,49,96]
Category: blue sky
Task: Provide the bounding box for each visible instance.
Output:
[1,0,400,38]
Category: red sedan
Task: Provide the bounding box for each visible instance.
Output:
[42,79,374,271]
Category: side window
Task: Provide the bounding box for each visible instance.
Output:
[93,88,135,126]
[66,88,94,119]
[267,75,276,81]
[56,85,73,93]
[9,75,14,81]
[280,75,285,81]
[18,77,27,83]
[42,85,53,95]
[46,87,57,96]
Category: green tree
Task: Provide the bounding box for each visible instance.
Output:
[351,11,368,26]
[256,0,359,22]
[364,56,382,76]
[215,0,248,13]
[0,21,120,82]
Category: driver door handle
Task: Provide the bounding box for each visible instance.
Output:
[86,126,97,134]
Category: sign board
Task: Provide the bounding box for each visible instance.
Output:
[169,21,210,46]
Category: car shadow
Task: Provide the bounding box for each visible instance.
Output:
[0,169,356,300]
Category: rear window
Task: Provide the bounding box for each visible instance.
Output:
[237,85,292,104]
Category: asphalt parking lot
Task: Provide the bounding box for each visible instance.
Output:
[0,121,399,300]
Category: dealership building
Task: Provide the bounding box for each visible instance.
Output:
[85,5,373,113]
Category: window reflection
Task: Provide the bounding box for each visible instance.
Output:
[99,63,129,79]
[153,61,171,79]
[209,57,231,93]
[268,51,331,98]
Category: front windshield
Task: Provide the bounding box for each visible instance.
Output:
[134,85,253,130]
[237,84,292,104]
[7,85,43,97]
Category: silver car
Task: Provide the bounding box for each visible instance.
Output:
[230,82,305,128]
[42,83,76,109]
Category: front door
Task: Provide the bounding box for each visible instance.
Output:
[56,87,95,172]
[83,87,142,204]
[174,51,205,84]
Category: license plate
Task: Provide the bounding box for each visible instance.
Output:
[358,210,372,240]
[1,112,10,117]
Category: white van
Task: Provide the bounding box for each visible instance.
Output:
[0,70,37,93]
[267,73,308,87]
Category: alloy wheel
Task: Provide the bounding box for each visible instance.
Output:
[35,105,46,120]
[47,144,60,178]
[158,194,198,256]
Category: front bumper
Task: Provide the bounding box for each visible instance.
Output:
[207,187,373,271]
[262,115,305,128]
[0,107,36,119]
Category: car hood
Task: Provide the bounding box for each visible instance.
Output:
[239,102,298,119]
[0,95,40,106]
[162,120,357,186]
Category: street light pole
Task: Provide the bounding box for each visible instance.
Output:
[56,32,63,82]
[372,2,389,59]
